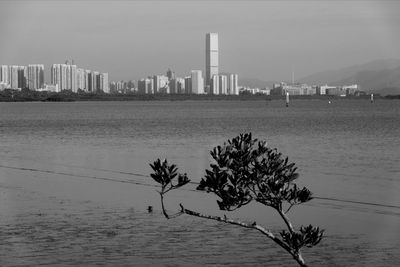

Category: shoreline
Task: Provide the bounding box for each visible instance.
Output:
[0,89,396,102]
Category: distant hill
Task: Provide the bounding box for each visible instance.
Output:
[333,66,400,95]
[298,58,400,86]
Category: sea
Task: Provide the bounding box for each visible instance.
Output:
[0,99,399,266]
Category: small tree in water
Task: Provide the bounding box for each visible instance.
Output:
[149,133,324,266]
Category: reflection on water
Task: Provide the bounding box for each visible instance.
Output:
[0,100,399,265]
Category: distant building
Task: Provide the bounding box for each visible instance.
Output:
[271,82,313,95]
[211,75,219,95]
[28,64,44,90]
[317,84,357,96]
[169,78,177,94]
[10,65,19,89]
[138,78,154,94]
[43,84,59,92]
[166,69,175,80]
[206,33,219,87]
[51,63,77,91]
[0,65,9,86]
[84,70,91,92]
[176,78,185,94]
[228,74,239,95]
[191,70,204,94]
[100,73,109,93]
[0,82,8,90]
[219,75,227,94]
[17,66,27,89]
[184,76,192,94]
[76,68,85,91]
[153,75,169,94]
[343,84,359,95]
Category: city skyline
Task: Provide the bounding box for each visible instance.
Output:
[1,1,399,82]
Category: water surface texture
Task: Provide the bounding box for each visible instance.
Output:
[0,100,399,266]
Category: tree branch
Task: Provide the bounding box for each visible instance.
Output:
[160,193,170,219]
[277,208,295,234]
[179,204,307,267]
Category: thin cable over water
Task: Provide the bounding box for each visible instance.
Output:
[1,164,399,210]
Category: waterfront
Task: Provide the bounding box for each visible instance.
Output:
[0,100,399,266]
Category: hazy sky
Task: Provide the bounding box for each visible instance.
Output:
[1,0,400,82]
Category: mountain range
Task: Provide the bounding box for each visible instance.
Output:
[240,59,400,95]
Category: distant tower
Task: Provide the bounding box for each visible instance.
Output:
[166,69,175,80]
[206,33,219,88]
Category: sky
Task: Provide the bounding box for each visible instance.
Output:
[1,0,400,83]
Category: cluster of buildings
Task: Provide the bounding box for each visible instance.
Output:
[1,33,364,97]
[111,33,239,95]
[0,64,45,91]
[50,61,109,93]
[0,61,109,93]
[270,82,362,96]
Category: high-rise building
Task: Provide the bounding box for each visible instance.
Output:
[76,68,85,91]
[169,78,177,94]
[84,70,91,92]
[184,76,192,94]
[191,70,204,94]
[0,65,9,85]
[206,33,219,88]
[18,66,27,89]
[176,78,185,94]
[10,65,19,89]
[28,64,44,90]
[228,74,239,95]
[153,75,169,93]
[211,75,219,95]
[100,73,109,93]
[92,71,99,93]
[166,69,175,80]
[70,65,77,92]
[51,63,77,91]
[219,75,227,95]
[138,78,154,94]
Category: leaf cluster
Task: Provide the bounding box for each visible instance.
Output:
[197,133,313,211]
[280,225,324,251]
[150,159,190,194]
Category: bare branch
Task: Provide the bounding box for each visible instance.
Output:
[277,208,295,234]
[179,204,307,267]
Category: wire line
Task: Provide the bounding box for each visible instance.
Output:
[1,164,399,210]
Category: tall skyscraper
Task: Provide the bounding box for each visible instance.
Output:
[206,33,219,88]
[191,70,204,94]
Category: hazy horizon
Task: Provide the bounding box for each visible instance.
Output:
[1,0,400,83]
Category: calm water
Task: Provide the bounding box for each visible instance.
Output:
[0,100,399,266]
